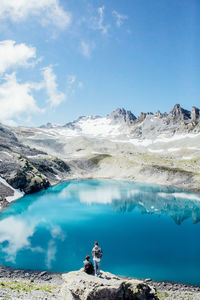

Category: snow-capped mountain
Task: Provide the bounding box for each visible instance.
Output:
[39,104,200,139]
[1,104,200,208]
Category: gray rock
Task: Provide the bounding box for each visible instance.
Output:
[191,106,200,122]
[0,123,71,200]
[108,108,137,125]
[169,104,191,121]
[60,270,158,300]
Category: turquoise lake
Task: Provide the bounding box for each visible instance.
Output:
[0,179,200,285]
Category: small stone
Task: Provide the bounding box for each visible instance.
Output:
[144,278,152,282]
[40,271,47,276]
[45,276,52,281]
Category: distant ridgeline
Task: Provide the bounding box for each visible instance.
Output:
[0,104,200,206]
[41,104,200,135]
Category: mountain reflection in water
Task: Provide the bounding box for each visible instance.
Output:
[60,179,200,225]
[0,179,200,285]
[111,189,200,225]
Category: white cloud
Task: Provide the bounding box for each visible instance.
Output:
[50,225,65,241]
[0,0,71,30]
[67,74,76,87]
[67,74,76,95]
[46,226,65,269]
[0,40,36,74]
[46,240,57,269]
[96,6,109,34]
[79,187,121,204]
[0,216,66,265]
[66,75,83,95]
[42,66,66,107]
[0,41,68,124]
[0,73,41,124]
[0,217,36,263]
[80,40,95,58]
[112,10,128,28]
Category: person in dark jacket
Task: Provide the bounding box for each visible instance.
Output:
[92,241,103,277]
[83,255,94,275]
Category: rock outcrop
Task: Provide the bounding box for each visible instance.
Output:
[61,270,158,300]
[109,108,137,125]
[191,106,200,122]
[0,123,71,201]
[168,104,191,121]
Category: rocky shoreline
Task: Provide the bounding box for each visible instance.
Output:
[0,265,200,299]
[0,265,63,299]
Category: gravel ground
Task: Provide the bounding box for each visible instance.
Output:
[0,265,200,299]
[148,279,200,300]
[0,266,63,299]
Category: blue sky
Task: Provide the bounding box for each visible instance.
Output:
[0,0,199,126]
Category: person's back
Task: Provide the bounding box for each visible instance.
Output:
[83,255,94,275]
[92,245,103,261]
[92,241,103,276]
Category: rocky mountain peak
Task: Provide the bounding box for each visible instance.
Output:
[169,104,191,121]
[137,112,153,122]
[40,122,57,129]
[109,108,136,124]
[191,106,200,121]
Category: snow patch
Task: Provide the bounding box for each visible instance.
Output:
[129,139,153,146]
[0,177,24,203]
[187,147,200,151]
[158,192,200,202]
[148,149,164,153]
[155,133,200,143]
[168,148,180,152]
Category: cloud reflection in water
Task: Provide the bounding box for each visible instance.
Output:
[0,179,200,272]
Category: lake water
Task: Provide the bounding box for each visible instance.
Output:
[0,179,200,285]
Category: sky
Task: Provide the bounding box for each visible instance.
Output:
[0,0,199,126]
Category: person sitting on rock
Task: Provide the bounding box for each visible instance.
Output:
[83,255,94,275]
[92,241,103,277]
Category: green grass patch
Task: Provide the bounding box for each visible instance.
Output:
[157,291,169,299]
[89,154,112,165]
[150,165,195,175]
[0,281,56,293]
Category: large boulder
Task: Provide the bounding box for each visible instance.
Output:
[60,270,158,300]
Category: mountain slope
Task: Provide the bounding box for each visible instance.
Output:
[0,123,71,209]
[1,104,200,208]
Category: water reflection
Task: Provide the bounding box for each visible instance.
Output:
[64,180,200,225]
[0,180,200,273]
[0,216,37,263]
[0,214,66,268]
[111,192,200,225]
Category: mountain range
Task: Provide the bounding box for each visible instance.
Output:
[1,104,200,209]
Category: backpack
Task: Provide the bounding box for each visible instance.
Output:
[93,247,102,259]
